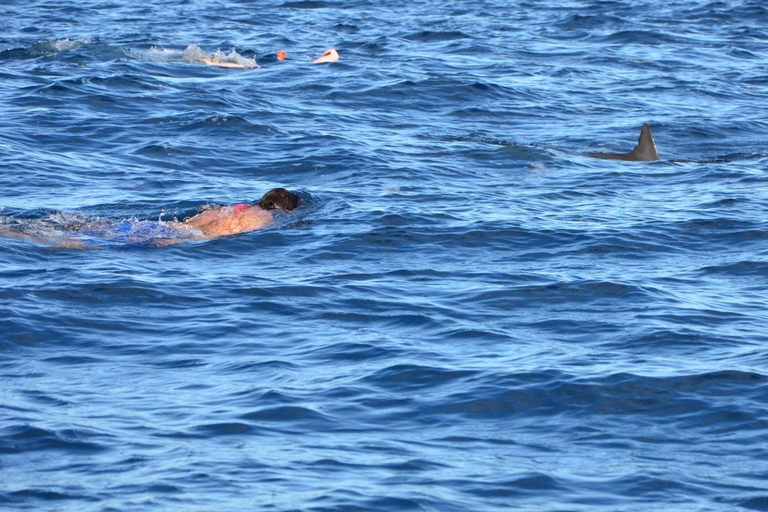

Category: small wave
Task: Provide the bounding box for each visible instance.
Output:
[696,260,768,277]
[364,364,478,391]
[240,405,333,425]
[434,370,768,424]
[730,47,761,60]
[281,1,335,8]
[0,424,107,454]
[466,473,562,497]
[300,341,398,362]
[404,30,472,42]
[593,30,688,44]
[439,132,553,160]
[553,13,625,31]
[3,489,76,503]
[178,114,275,133]
[742,496,768,511]
[217,359,302,373]
[192,422,252,436]
[0,38,90,60]
[86,74,165,92]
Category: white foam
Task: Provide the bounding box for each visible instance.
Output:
[50,38,89,52]
[182,44,258,69]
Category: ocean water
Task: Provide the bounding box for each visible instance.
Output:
[2,0,768,510]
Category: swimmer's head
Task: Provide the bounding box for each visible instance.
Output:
[258,188,300,212]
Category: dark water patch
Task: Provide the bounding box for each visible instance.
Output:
[466,279,665,309]
[3,488,93,507]
[696,260,768,277]
[0,424,108,454]
[437,327,517,343]
[0,38,91,60]
[348,76,519,107]
[240,406,333,425]
[467,473,562,496]
[345,495,426,511]
[318,309,444,334]
[434,370,768,424]
[553,13,626,31]
[41,355,108,366]
[149,358,208,369]
[28,281,214,306]
[281,1,337,8]
[192,422,253,436]
[729,47,761,60]
[20,390,71,407]
[743,496,768,511]
[439,132,552,159]
[573,233,681,257]
[344,224,572,254]
[593,30,696,45]
[175,114,277,134]
[216,358,303,373]
[363,364,478,392]
[403,31,472,43]
[73,73,169,94]
[301,341,398,363]
[669,218,768,247]
[609,329,742,352]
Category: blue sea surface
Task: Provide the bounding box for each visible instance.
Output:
[2,1,768,510]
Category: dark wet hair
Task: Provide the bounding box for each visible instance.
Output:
[258,188,300,211]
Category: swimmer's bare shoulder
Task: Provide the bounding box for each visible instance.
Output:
[176,205,272,238]
[182,206,224,225]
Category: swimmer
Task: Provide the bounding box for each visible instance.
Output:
[200,47,338,68]
[175,187,300,240]
[0,188,301,249]
[203,58,252,69]
[181,44,259,69]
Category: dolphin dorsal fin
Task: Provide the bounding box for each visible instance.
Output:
[629,123,660,161]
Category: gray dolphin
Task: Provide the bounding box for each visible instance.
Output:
[587,123,660,161]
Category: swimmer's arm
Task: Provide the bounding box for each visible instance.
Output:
[203,59,250,69]
[0,225,98,250]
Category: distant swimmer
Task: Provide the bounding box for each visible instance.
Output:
[203,58,252,69]
[312,48,339,64]
[182,44,259,69]
[197,47,338,67]
[0,188,301,249]
[276,48,339,64]
[587,123,660,161]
